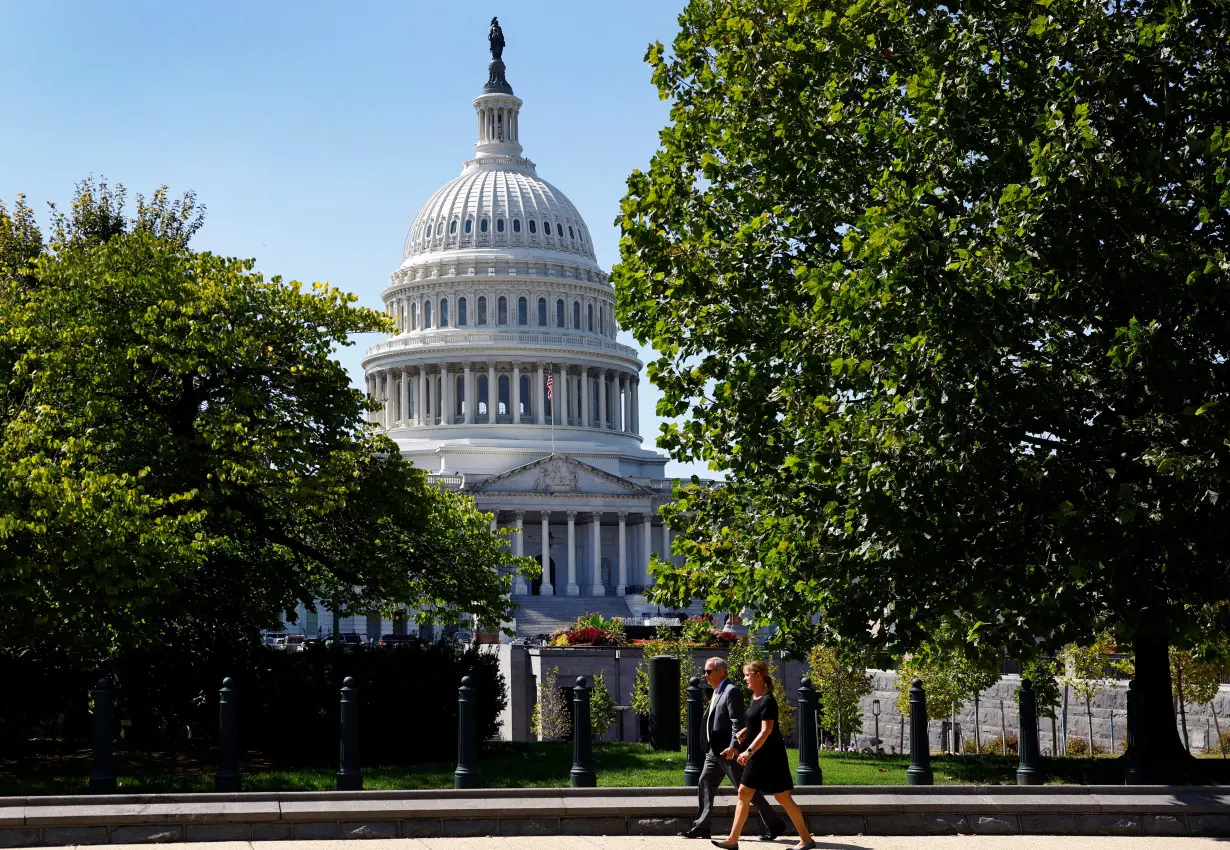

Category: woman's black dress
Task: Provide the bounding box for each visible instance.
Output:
[741,693,793,794]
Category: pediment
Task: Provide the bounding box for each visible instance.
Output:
[466,454,653,496]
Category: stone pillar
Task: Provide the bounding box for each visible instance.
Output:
[566,511,579,596]
[598,370,608,430]
[512,511,527,595]
[540,511,553,596]
[365,375,375,424]
[536,363,545,425]
[580,367,590,428]
[384,371,395,430]
[513,363,521,424]
[616,512,628,596]
[560,365,570,426]
[487,363,497,423]
[661,521,672,566]
[418,366,427,426]
[589,512,604,596]
[399,368,410,426]
[464,364,475,424]
[631,379,640,435]
[642,513,652,581]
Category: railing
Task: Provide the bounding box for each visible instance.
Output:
[427,474,465,487]
[364,330,641,362]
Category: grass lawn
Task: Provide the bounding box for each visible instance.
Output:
[1,741,1163,795]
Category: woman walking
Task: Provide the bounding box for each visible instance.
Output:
[712,660,815,850]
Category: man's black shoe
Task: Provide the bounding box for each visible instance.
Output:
[759,827,782,841]
[679,827,712,839]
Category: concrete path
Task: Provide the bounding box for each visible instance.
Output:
[76,838,1230,850]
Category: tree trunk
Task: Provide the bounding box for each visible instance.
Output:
[1131,634,1195,779]
[1175,666,1189,752]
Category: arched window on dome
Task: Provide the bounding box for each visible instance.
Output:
[497,296,508,325]
[513,219,521,233]
[556,299,565,328]
[529,220,537,234]
[411,301,418,331]
[569,226,576,240]
[477,375,488,417]
[477,296,487,325]
[450,220,457,234]
[465,219,473,234]
[426,224,432,238]
[537,297,547,326]
[544,222,552,236]
[458,297,467,327]
[572,300,581,330]
[424,299,433,329]
[480,219,489,233]
[497,219,505,233]
[517,296,527,325]
[440,298,449,328]
[519,374,531,418]
[599,306,605,336]
[587,303,593,332]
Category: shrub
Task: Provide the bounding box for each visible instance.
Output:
[590,670,618,736]
[548,613,627,646]
[974,734,1018,755]
[1064,736,1108,756]
[531,665,570,740]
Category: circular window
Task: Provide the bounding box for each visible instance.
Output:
[465,219,473,233]
[481,219,489,233]
[529,220,537,234]
[497,218,505,233]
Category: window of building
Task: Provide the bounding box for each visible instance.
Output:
[517,296,528,325]
[465,219,473,233]
[440,298,449,328]
[426,225,432,238]
[450,220,457,234]
[456,375,465,417]
[537,297,547,326]
[544,222,552,236]
[497,296,508,325]
[411,302,418,330]
[478,375,488,416]
[497,218,505,233]
[572,300,581,330]
[477,296,487,325]
[556,299,565,328]
[529,220,537,234]
[520,374,531,416]
[458,297,468,326]
[513,219,521,233]
[587,303,593,332]
[569,226,576,240]
[424,299,433,329]
[498,375,510,416]
[481,219,489,233]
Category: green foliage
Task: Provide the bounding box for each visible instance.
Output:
[1059,635,1117,702]
[0,180,533,662]
[1016,657,1062,721]
[896,646,1001,721]
[614,0,1230,666]
[589,670,619,737]
[531,665,570,741]
[726,640,796,741]
[630,626,698,726]
[807,644,872,743]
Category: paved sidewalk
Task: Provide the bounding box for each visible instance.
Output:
[81,838,1230,850]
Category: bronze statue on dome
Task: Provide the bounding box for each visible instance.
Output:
[489,17,505,61]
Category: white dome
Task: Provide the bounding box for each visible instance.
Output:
[402,159,597,264]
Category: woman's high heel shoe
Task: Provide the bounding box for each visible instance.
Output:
[710,841,739,850]
[790,842,816,850]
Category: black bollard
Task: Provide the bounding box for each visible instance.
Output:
[216,677,241,792]
[455,675,479,789]
[906,678,933,786]
[570,677,596,787]
[1015,678,1045,785]
[89,677,117,794]
[337,677,361,791]
[648,655,681,751]
[1125,679,1148,785]
[684,676,704,787]
[796,678,823,785]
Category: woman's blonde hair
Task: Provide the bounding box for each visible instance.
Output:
[743,659,773,692]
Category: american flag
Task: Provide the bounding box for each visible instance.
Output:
[546,367,554,400]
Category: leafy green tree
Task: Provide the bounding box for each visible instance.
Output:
[531,665,570,741]
[614,0,1230,776]
[1016,657,1061,722]
[895,645,1001,723]
[0,180,534,662]
[807,644,871,749]
[590,670,619,737]
[1059,635,1116,757]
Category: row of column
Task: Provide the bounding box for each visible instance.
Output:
[367,362,640,434]
[496,509,670,598]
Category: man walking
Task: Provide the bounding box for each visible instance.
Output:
[680,657,785,839]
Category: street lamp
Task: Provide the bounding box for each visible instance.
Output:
[871,700,881,754]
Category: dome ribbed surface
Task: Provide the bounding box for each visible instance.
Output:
[402,161,597,264]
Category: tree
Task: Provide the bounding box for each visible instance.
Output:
[590,670,619,737]
[1016,657,1062,722]
[1060,635,1116,757]
[531,665,570,740]
[0,180,534,662]
[807,644,871,750]
[614,0,1230,777]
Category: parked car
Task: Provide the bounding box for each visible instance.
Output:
[378,634,417,646]
[283,634,307,652]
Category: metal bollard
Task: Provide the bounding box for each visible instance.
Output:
[570,677,596,787]
[1015,678,1045,785]
[906,678,933,786]
[337,677,361,791]
[648,655,681,751]
[455,675,479,788]
[216,677,241,792]
[1125,679,1148,785]
[684,676,704,786]
[796,678,823,785]
[89,678,117,794]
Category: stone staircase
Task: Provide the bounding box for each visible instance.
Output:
[510,595,635,638]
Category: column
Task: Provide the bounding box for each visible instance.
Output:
[566,510,579,596]
[464,364,475,424]
[441,364,452,424]
[384,371,395,430]
[512,511,527,595]
[536,363,545,425]
[589,512,604,596]
[622,375,631,432]
[642,513,652,583]
[662,522,672,566]
[616,512,628,596]
[631,378,640,435]
[580,367,590,428]
[560,365,570,426]
[366,375,375,423]
[540,511,553,596]
[512,363,521,424]
[399,368,410,426]
[418,366,428,426]
[487,362,497,423]
[598,370,608,430]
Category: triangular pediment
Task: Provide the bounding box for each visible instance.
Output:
[465,454,653,496]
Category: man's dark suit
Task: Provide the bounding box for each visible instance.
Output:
[690,677,784,835]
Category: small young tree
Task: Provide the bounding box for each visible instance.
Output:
[1059,634,1115,758]
[897,644,1000,752]
[727,639,796,742]
[808,645,872,750]
[531,665,569,741]
[1015,657,1062,721]
[590,670,619,737]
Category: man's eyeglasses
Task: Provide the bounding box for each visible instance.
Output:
[703,667,718,675]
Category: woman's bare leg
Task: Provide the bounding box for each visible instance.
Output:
[717,785,756,846]
[772,791,813,847]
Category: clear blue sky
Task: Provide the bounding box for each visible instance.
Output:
[0,1,715,479]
